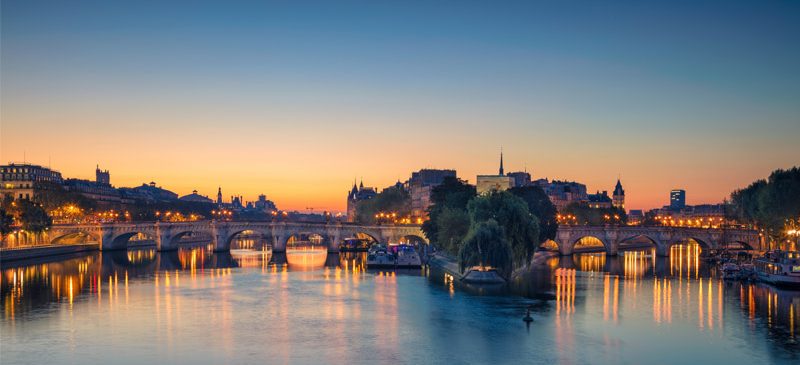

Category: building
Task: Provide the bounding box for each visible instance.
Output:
[612,179,625,209]
[670,189,686,210]
[476,151,512,194]
[586,191,612,208]
[628,209,644,225]
[179,190,214,204]
[64,178,121,203]
[63,165,121,203]
[535,179,588,211]
[124,182,178,202]
[254,194,277,212]
[0,163,63,201]
[95,165,110,186]
[407,169,457,218]
[346,180,377,222]
[647,203,729,228]
[506,171,532,188]
[217,187,223,205]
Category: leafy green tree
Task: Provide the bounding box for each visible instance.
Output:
[421,177,476,247]
[731,167,800,246]
[436,207,471,254]
[355,185,411,224]
[467,191,539,268]
[509,186,557,243]
[458,219,513,278]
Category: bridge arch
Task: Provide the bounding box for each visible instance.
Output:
[107,231,153,250]
[618,234,663,253]
[214,228,271,252]
[719,240,755,250]
[285,232,329,247]
[51,231,99,245]
[399,234,428,245]
[572,235,612,254]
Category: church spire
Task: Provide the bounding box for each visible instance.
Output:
[499,147,504,176]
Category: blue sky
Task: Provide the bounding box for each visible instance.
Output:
[2,0,799,210]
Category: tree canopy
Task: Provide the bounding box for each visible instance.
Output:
[730,167,800,244]
[421,177,476,248]
[467,191,540,268]
[509,185,557,243]
[435,206,471,255]
[561,203,627,226]
[355,185,411,224]
[458,219,513,278]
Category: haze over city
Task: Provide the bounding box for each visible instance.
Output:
[2,1,798,212]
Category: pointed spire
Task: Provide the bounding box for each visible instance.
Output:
[499,147,504,176]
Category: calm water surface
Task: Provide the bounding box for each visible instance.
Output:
[2,244,798,365]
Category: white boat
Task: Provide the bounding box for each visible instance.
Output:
[366,246,395,268]
[753,251,800,288]
[393,245,421,268]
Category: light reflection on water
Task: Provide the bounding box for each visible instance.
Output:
[1,244,799,364]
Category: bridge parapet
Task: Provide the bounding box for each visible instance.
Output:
[44,221,427,253]
[552,225,760,257]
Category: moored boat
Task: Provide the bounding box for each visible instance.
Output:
[753,251,800,289]
[338,238,373,252]
[366,245,395,268]
[461,266,506,285]
[720,262,740,280]
[393,244,422,268]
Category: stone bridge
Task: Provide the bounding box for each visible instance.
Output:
[45,221,427,252]
[553,225,762,257]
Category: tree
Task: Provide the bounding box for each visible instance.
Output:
[436,207,471,254]
[731,167,800,246]
[509,185,557,243]
[33,181,97,212]
[18,200,52,232]
[421,177,477,248]
[0,207,13,239]
[561,203,627,226]
[458,219,513,279]
[467,191,540,268]
[355,185,411,224]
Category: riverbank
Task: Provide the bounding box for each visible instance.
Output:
[0,243,99,262]
[0,238,210,263]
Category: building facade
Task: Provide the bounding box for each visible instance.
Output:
[587,191,613,208]
[506,171,532,188]
[0,163,64,201]
[670,189,686,210]
[179,190,214,204]
[346,181,377,222]
[612,179,625,209]
[407,169,456,218]
[476,151,513,194]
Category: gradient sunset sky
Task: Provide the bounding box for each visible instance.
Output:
[2,1,798,212]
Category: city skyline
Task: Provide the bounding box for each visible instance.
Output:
[0,156,781,213]
[3,1,799,212]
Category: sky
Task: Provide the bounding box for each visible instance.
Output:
[2,0,799,212]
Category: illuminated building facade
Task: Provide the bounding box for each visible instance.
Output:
[346,180,377,222]
[0,163,63,201]
[476,151,512,194]
[670,189,686,210]
[407,169,456,218]
[612,179,625,209]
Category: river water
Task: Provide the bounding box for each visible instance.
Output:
[1,244,798,364]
